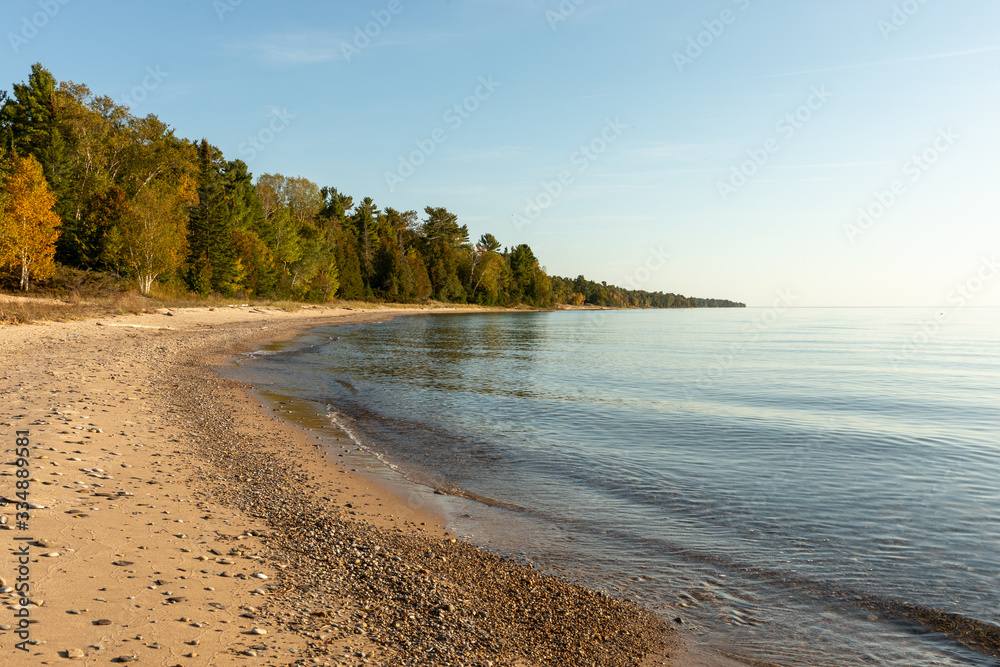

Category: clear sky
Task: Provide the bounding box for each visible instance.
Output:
[2,0,998,306]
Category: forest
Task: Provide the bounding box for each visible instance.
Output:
[0,63,744,310]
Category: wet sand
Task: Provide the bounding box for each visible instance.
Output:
[0,304,695,666]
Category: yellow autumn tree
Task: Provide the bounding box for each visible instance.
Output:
[0,155,61,291]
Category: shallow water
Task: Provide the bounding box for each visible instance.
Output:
[225,308,1000,666]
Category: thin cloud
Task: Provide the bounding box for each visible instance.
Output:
[752,46,1000,80]
[235,26,495,66]
[235,32,347,66]
[765,161,891,169]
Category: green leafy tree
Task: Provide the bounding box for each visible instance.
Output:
[112,177,192,294]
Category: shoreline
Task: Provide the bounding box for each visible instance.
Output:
[0,305,681,666]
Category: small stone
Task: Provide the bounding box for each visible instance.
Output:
[66,648,85,659]
[250,628,267,635]
[41,552,60,558]
[111,560,134,567]
[253,573,268,579]
[94,619,112,626]
[116,656,137,663]
[243,649,258,656]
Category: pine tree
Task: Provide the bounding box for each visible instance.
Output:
[186,140,236,294]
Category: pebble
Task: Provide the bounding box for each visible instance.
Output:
[152,332,676,667]
[95,619,112,626]
[251,627,267,635]
[66,648,85,659]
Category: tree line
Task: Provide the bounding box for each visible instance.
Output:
[0,63,744,309]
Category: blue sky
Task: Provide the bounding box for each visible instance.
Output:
[2,0,999,306]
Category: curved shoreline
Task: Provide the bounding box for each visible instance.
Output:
[0,304,681,666]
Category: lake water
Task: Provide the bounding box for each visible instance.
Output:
[226,308,1000,666]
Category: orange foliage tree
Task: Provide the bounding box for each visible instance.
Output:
[0,155,61,290]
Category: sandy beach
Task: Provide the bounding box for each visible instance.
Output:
[0,304,698,666]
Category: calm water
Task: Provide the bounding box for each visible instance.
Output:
[226,308,1000,666]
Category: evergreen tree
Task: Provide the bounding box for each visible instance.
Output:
[186,139,237,294]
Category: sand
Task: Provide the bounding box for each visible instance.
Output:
[0,303,714,666]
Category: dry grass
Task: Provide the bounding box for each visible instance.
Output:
[0,265,529,326]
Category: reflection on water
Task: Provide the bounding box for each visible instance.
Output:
[227,309,1000,666]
